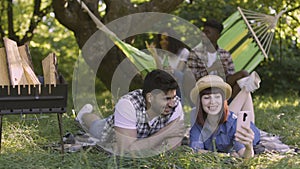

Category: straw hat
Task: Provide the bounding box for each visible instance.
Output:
[190,75,232,104]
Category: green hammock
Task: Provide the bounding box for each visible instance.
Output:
[218,20,248,52]
[219,7,285,72]
[77,0,156,75]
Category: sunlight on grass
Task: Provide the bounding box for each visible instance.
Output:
[257,97,299,109]
[253,94,300,146]
[2,121,43,153]
[0,94,299,168]
[293,99,299,107]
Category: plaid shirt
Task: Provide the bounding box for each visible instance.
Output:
[100,89,180,143]
[187,44,235,81]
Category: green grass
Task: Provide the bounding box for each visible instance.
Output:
[254,94,300,146]
[0,93,299,169]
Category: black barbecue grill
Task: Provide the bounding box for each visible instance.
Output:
[0,77,68,154]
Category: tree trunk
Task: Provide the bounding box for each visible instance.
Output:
[52,0,184,90]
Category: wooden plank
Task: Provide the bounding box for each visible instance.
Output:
[42,53,58,85]
[22,59,41,85]
[238,7,268,59]
[0,48,10,85]
[18,44,34,70]
[3,37,27,85]
[18,43,40,85]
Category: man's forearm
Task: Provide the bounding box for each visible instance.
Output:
[117,119,184,152]
[128,123,179,151]
[128,134,166,151]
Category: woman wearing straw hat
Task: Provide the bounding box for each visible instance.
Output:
[189,75,260,158]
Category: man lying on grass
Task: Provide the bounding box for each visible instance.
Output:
[76,69,185,157]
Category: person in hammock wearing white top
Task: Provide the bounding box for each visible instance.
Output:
[146,28,190,99]
[146,28,190,71]
[187,19,261,123]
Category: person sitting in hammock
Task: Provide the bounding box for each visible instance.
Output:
[187,19,261,123]
[146,28,190,72]
[146,28,190,99]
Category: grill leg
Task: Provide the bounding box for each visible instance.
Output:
[0,115,2,153]
[57,113,64,155]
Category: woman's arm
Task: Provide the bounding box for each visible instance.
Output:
[176,48,190,71]
[145,41,163,69]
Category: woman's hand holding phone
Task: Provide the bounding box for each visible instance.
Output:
[235,111,254,149]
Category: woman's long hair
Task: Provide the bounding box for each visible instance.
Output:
[155,28,189,54]
[196,87,229,126]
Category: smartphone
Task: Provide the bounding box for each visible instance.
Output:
[236,111,251,132]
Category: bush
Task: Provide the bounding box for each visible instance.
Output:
[256,56,300,95]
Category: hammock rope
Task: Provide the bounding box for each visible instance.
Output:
[240,7,286,57]
[219,7,286,72]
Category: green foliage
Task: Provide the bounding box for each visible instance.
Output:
[0,0,52,46]
[173,0,231,26]
[130,0,150,5]
[29,12,79,110]
[1,1,79,112]
[256,55,300,95]
[30,12,79,82]
[0,0,35,39]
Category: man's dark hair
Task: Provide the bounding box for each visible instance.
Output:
[204,19,224,33]
[142,69,178,98]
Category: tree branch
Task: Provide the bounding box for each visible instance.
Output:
[104,0,184,22]
[7,0,17,41]
[140,0,184,13]
[0,1,6,42]
[285,5,300,14]
[52,0,100,48]
[20,0,52,45]
[285,5,300,25]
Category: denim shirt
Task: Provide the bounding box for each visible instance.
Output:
[189,111,260,153]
